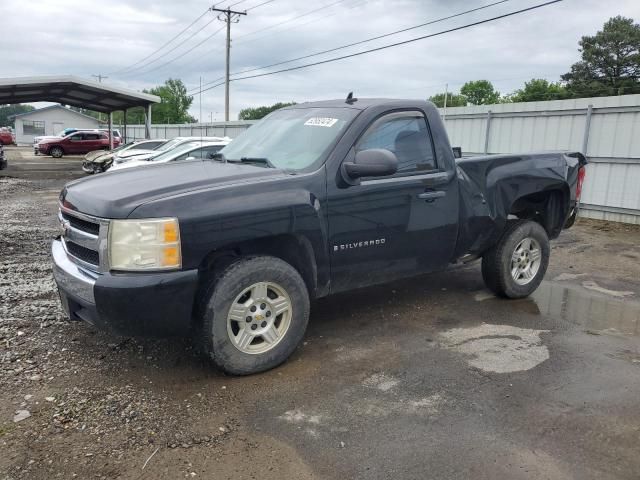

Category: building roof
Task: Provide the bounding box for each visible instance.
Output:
[11,104,101,122]
[0,75,160,113]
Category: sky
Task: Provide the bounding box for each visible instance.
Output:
[1,0,638,121]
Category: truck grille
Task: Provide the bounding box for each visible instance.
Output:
[59,208,105,271]
[61,211,100,235]
[66,240,100,265]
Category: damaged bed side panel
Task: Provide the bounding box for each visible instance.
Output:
[453,152,586,258]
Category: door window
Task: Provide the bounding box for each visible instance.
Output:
[68,134,83,142]
[83,134,100,140]
[357,112,437,175]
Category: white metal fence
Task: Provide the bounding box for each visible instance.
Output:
[117,121,256,141]
[442,94,640,224]
[117,94,640,224]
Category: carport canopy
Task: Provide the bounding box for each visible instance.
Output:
[0,75,159,113]
[0,75,161,142]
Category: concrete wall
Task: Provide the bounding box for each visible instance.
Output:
[15,107,100,145]
[441,94,640,224]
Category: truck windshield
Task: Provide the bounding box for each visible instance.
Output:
[219,107,358,171]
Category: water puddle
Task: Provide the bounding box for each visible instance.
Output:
[531,282,640,337]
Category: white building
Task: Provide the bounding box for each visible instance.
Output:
[13,105,100,145]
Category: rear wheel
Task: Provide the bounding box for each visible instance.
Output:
[198,256,310,375]
[481,220,550,298]
[49,146,64,158]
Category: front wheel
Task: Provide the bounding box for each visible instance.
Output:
[481,220,550,298]
[49,146,64,158]
[198,256,310,375]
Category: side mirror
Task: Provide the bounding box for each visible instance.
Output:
[343,149,398,180]
[452,147,462,159]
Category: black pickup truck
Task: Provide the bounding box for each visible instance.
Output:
[52,98,586,374]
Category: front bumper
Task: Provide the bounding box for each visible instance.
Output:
[82,161,97,174]
[52,239,199,337]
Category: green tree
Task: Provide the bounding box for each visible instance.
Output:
[562,16,640,97]
[460,80,501,105]
[428,92,467,107]
[147,78,196,123]
[238,102,297,120]
[510,79,569,102]
[88,79,196,125]
[0,104,35,127]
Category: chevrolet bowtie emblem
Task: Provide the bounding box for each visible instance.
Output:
[60,219,70,237]
[255,314,264,321]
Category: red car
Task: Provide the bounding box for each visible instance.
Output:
[0,129,14,145]
[37,131,121,158]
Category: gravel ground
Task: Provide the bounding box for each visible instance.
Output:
[2,147,640,479]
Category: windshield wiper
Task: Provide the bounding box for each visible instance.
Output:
[239,157,276,168]
[211,153,277,169]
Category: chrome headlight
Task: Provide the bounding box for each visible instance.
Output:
[108,218,181,271]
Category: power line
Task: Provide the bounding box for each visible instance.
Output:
[226,0,248,7]
[233,0,367,47]
[189,0,508,93]
[230,0,513,80]
[121,25,226,77]
[235,0,348,40]
[118,1,276,80]
[246,0,276,11]
[190,0,564,96]
[189,0,366,92]
[109,8,211,75]
[120,15,219,75]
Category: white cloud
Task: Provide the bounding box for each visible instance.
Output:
[2,0,638,119]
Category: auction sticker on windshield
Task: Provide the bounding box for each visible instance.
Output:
[304,117,339,127]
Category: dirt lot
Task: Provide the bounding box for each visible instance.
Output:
[2,146,640,479]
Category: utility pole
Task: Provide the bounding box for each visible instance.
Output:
[91,74,108,83]
[211,5,247,121]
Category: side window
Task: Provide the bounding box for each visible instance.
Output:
[172,152,193,162]
[84,134,99,140]
[69,134,83,142]
[356,112,437,175]
[201,145,223,159]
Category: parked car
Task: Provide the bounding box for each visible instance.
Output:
[111,136,231,166]
[109,139,231,172]
[0,128,14,145]
[52,98,586,375]
[0,144,6,169]
[38,131,121,158]
[82,139,168,174]
[35,129,121,154]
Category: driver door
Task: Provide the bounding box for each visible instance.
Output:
[327,110,459,293]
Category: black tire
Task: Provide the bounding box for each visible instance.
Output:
[50,146,64,158]
[481,220,550,299]
[199,255,310,375]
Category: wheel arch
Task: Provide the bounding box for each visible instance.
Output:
[197,233,319,300]
[508,186,569,239]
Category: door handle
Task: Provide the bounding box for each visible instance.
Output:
[418,190,446,201]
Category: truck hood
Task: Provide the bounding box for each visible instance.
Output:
[61,160,286,219]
